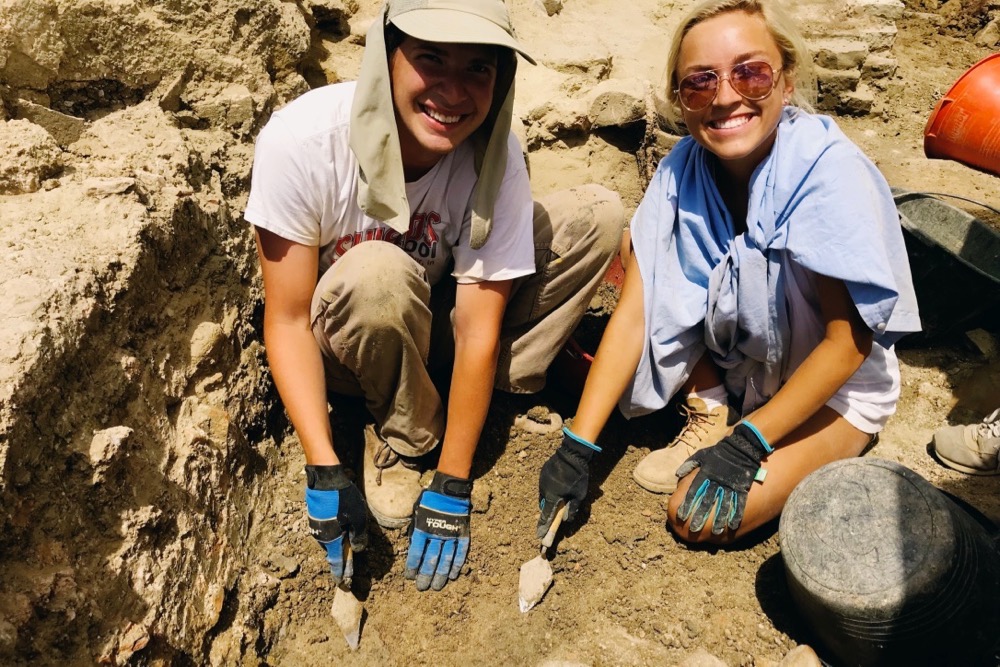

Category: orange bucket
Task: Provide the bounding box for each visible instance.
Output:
[924,53,1000,177]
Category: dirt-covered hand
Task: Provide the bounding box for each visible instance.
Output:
[675,423,771,534]
[305,465,368,585]
[405,471,472,592]
[537,429,600,538]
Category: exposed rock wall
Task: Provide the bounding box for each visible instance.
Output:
[0,0,315,662]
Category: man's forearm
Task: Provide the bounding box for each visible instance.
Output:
[572,254,645,442]
[264,320,339,465]
[436,337,500,479]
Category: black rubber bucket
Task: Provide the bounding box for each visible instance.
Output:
[779,458,1000,666]
[892,188,1000,344]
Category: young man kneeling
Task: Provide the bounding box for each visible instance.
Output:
[246,0,623,592]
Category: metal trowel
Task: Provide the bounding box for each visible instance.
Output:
[330,543,364,650]
[518,504,567,613]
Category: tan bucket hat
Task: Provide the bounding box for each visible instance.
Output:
[350,0,534,249]
[387,0,535,65]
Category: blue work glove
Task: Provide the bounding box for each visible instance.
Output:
[675,422,772,534]
[537,428,601,538]
[405,471,472,592]
[305,464,368,586]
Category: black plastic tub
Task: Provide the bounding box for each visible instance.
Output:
[780,458,1000,666]
[892,188,1000,345]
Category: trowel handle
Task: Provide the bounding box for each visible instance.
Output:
[540,503,568,550]
[339,542,354,590]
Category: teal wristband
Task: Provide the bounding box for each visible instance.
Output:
[740,420,773,453]
[563,426,602,453]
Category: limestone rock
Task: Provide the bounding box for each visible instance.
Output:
[190,321,227,372]
[525,98,591,147]
[975,18,1000,47]
[83,177,135,197]
[812,38,870,71]
[850,0,905,20]
[587,77,648,129]
[88,426,134,479]
[182,82,257,137]
[838,84,876,116]
[12,99,85,146]
[815,65,862,108]
[471,479,493,514]
[535,0,564,15]
[546,55,613,81]
[0,119,62,194]
[862,54,898,81]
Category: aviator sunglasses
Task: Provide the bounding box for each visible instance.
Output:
[676,60,782,112]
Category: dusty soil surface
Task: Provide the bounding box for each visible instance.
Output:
[1,0,999,665]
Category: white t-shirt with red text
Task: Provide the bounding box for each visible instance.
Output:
[244,82,535,286]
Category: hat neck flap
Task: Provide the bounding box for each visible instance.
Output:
[350,5,410,235]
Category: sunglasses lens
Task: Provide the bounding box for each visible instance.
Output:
[678,71,719,111]
[731,62,775,99]
[677,62,777,111]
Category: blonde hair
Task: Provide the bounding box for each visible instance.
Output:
[657,0,815,132]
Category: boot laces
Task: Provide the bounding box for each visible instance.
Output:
[673,403,720,449]
[372,438,420,485]
[976,408,1000,441]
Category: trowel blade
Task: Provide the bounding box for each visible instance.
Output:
[518,554,554,613]
[331,586,364,650]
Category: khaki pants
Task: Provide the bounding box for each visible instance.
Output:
[311,185,624,457]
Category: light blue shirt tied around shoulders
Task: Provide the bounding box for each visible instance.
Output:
[621,108,921,418]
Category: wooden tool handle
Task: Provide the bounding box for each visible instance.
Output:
[340,542,354,590]
[540,503,568,550]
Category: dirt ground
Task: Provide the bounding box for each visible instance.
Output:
[249,4,1000,667]
[2,0,1000,665]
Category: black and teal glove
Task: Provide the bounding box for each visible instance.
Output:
[675,422,772,534]
[304,464,368,585]
[405,471,472,592]
[537,427,601,538]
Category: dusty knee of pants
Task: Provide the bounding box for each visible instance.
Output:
[563,184,624,260]
[585,184,626,256]
[313,241,431,339]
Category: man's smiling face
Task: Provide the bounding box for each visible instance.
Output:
[390,36,499,180]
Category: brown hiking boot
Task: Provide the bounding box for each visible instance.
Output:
[632,397,737,494]
[361,424,424,529]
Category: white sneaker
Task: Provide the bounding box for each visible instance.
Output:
[931,408,1000,475]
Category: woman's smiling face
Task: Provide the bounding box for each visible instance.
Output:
[676,10,793,182]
